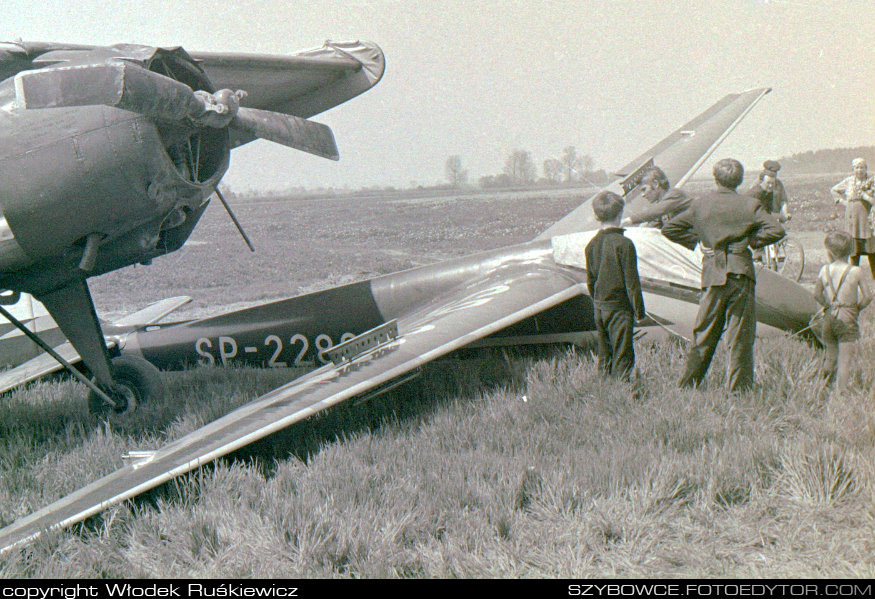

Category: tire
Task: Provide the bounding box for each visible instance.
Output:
[776,238,805,282]
[88,355,165,415]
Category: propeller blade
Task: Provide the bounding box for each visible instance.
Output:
[15,62,339,161]
[231,108,339,160]
[215,188,255,252]
[14,63,203,121]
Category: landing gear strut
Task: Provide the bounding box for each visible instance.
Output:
[88,355,165,415]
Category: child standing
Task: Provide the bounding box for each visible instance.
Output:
[814,231,872,392]
[585,191,646,380]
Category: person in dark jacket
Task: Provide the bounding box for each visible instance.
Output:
[622,166,692,229]
[585,191,646,381]
[747,160,790,264]
[662,158,785,392]
[747,160,790,221]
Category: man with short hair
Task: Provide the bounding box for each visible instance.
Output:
[748,160,790,222]
[747,160,789,265]
[662,158,785,392]
[622,166,692,229]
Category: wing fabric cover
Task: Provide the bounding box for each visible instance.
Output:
[2,41,384,118]
[538,88,771,239]
[553,227,816,333]
[192,41,385,119]
[0,341,93,394]
[0,261,582,552]
[3,40,384,151]
[554,227,703,290]
[192,41,384,149]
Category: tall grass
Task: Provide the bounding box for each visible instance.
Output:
[1,327,872,577]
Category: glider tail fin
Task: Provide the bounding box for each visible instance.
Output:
[537,87,771,240]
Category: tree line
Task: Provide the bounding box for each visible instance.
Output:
[445,146,609,190]
[776,146,875,175]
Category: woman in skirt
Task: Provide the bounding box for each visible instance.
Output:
[831,158,875,277]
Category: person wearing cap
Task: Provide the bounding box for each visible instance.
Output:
[831,158,875,277]
[748,160,790,222]
[747,160,790,264]
[662,158,785,392]
[621,166,693,229]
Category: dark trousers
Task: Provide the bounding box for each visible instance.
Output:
[679,275,756,392]
[595,308,635,380]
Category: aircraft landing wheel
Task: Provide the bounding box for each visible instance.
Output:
[88,355,165,415]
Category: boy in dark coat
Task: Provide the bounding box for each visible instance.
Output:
[662,158,785,392]
[585,191,646,380]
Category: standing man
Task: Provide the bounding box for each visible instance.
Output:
[747,160,789,265]
[747,160,790,222]
[662,158,785,392]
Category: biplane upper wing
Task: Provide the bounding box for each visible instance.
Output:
[191,41,385,149]
[191,41,385,119]
[1,40,384,150]
[0,255,583,553]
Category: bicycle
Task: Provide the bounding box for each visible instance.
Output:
[761,236,805,282]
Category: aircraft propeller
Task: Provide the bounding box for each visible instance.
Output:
[12,59,341,251]
[12,61,339,160]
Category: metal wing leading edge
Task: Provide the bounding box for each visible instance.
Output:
[0,259,582,553]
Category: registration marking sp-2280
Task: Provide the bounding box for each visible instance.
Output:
[194,331,356,367]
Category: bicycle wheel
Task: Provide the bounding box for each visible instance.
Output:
[775,238,805,282]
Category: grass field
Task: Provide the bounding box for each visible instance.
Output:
[1,174,873,578]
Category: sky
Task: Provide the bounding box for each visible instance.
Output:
[3,0,874,192]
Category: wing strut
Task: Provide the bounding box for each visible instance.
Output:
[215,188,255,252]
[0,302,116,407]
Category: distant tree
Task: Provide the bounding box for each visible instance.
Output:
[561,146,578,182]
[543,158,563,184]
[445,155,468,188]
[504,149,537,185]
[495,173,514,187]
